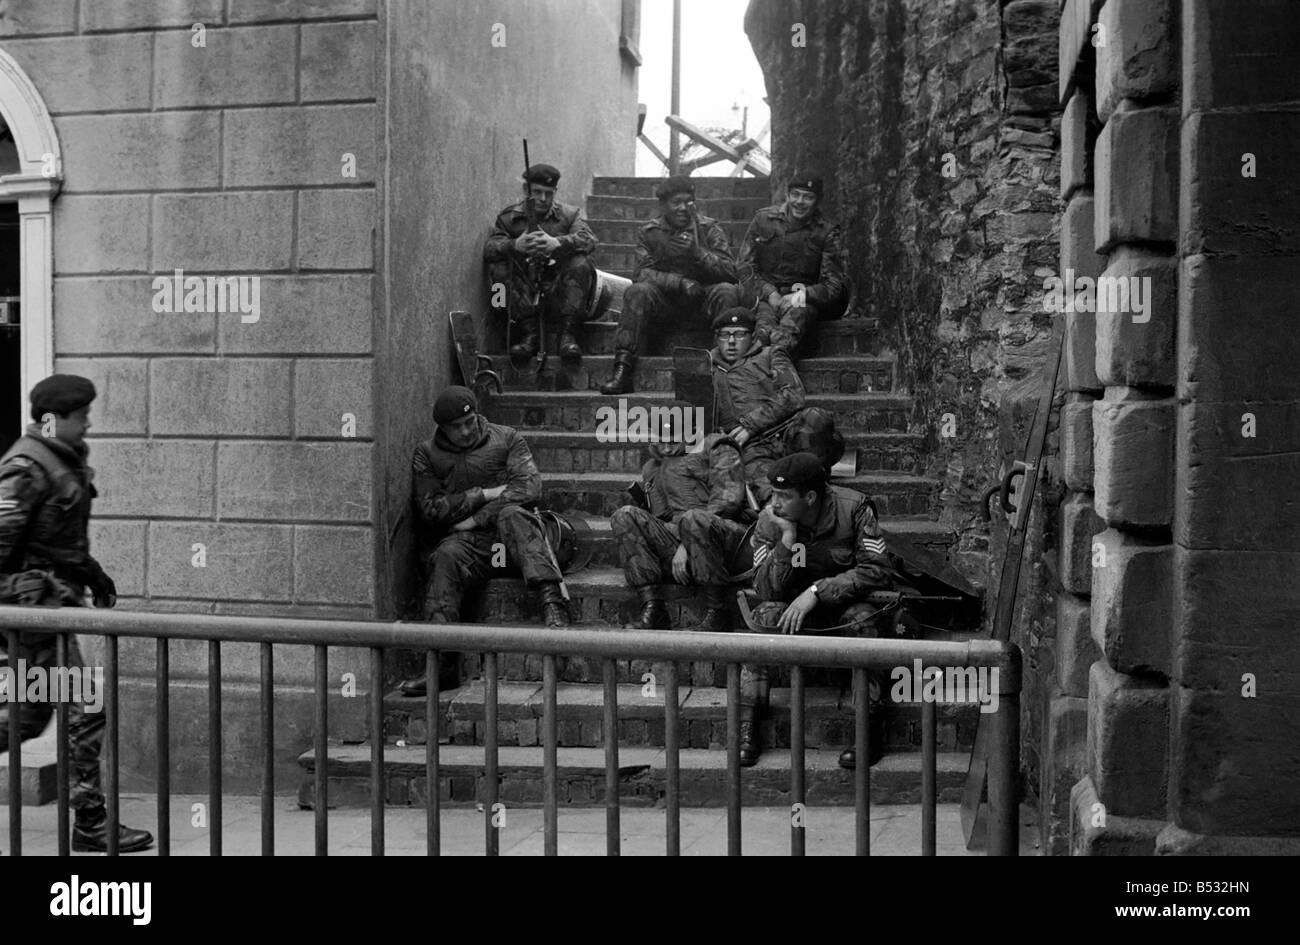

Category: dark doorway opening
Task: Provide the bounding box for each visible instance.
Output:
[0,200,20,456]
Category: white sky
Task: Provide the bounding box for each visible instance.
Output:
[635,0,771,175]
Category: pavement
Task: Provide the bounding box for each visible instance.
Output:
[3,795,1042,856]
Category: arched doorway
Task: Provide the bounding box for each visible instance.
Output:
[0,49,60,453]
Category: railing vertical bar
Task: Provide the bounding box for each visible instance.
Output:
[921,678,937,856]
[664,661,680,856]
[854,667,869,857]
[259,641,272,857]
[6,629,20,857]
[56,632,70,856]
[207,639,220,857]
[156,638,171,856]
[106,634,119,857]
[989,688,1020,857]
[314,644,327,856]
[791,664,806,857]
[426,650,440,856]
[602,658,620,856]
[370,646,385,857]
[726,662,741,856]
[484,651,499,857]
[543,653,558,856]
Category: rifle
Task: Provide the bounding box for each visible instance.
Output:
[735,588,965,635]
[513,138,552,377]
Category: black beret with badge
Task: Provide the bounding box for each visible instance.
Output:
[30,373,97,419]
[767,451,828,492]
[433,385,478,425]
[712,307,756,332]
[523,163,561,188]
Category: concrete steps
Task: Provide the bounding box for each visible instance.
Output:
[535,317,886,358]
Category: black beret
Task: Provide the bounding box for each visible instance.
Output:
[768,451,828,492]
[523,164,561,188]
[712,307,756,332]
[30,374,96,419]
[433,385,478,425]
[655,175,695,201]
[787,171,823,196]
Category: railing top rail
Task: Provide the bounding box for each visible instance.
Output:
[0,605,1021,690]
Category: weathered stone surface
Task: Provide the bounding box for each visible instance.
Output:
[301,20,376,102]
[1092,388,1174,529]
[1184,0,1300,111]
[1061,193,1104,393]
[295,525,374,606]
[215,275,373,354]
[91,440,215,518]
[88,519,147,598]
[1087,661,1169,817]
[1060,90,1095,199]
[153,192,295,272]
[148,522,293,601]
[227,0,377,22]
[1182,111,1300,258]
[1094,105,1179,252]
[1177,402,1300,553]
[0,0,75,35]
[150,358,293,436]
[1070,774,1163,855]
[1,34,151,113]
[216,441,372,521]
[1170,685,1300,836]
[1056,594,1099,697]
[1179,255,1300,404]
[1061,392,1095,491]
[54,277,216,355]
[1156,823,1300,856]
[58,112,221,193]
[52,358,148,434]
[1091,529,1172,677]
[54,196,150,274]
[298,189,375,270]
[80,0,224,32]
[1095,247,1175,388]
[1095,0,1176,124]
[1060,493,1104,595]
[1058,0,1103,102]
[294,358,374,438]
[1042,694,1088,855]
[153,25,297,108]
[223,104,376,186]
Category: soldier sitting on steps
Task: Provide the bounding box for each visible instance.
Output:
[612,417,748,633]
[738,452,903,769]
[601,176,739,395]
[400,386,569,697]
[483,162,598,364]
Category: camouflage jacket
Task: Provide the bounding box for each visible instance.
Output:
[0,426,111,599]
[412,417,543,541]
[641,434,745,524]
[483,198,598,264]
[737,205,847,307]
[751,485,896,606]
[710,342,806,438]
[632,214,738,291]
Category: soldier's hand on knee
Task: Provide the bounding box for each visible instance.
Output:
[671,544,691,584]
[777,587,818,634]
[680,278,705,304]
[482,485,506,501]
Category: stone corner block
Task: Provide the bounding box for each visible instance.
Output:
[1095,248,1175,388]
[1056,593,1099,696]
[1095,0,1176,124]
[1070,774,1165,855]
[1061,392,1096,491]
[1092,389,1174,529]
[1091,529,1172,676]
[1095,105,1179,253]
[1087,660,1169,818]
[1060,493,1104,595]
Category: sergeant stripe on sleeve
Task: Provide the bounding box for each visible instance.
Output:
[860,537,887,555]
[0,500,19,511]
[753,545,769,564]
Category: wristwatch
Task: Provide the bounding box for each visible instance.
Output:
[808,582,820,599]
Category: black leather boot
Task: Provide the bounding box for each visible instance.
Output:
[623,586,671,630]
[400,613,459,696]
[838,710,886,769]
[72,812,154,854]
[738,707,762,767]
[600,351,635,395]
[558,315,583,361]
[539,581,571,627]
[509,314,540,363]
[691,586,731,631]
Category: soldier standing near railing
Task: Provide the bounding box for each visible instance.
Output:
[738,452,902,769]
[0,375,153,853]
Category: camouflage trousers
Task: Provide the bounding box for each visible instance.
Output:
[487,253,596,325]
[609,506,748,593]
[0,627,105,815]
[613,280,734,357]
[422,504,562,621]
[711,283,846,353]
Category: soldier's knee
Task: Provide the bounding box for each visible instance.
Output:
[610,505,650,534]
[562,254,596,278]
[624,283,654,304]
[497,503,527,522]
[676,507,715,536]
[431,538,474,569]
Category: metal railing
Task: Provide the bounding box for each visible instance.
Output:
[0,606,1021,856]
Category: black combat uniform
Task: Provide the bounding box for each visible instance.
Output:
[0,374,152,853]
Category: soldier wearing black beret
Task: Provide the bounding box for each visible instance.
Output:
[599,176,739,394]
[484,161,599,364]
[736,452,903,769]
[0,375,154,853]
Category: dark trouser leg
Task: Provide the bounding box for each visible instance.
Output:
[677,509,747,629]
[753,299,779,347]
[549,254,597,359]
[424,531,496,621]
[741,438,784,508]
[603,282,665,394]
[704,282,738,321]
[736,600,786,764]
[489,259,546,361]
[609,506,679,629]
[773,295,844,353]
[495,504,563,587]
